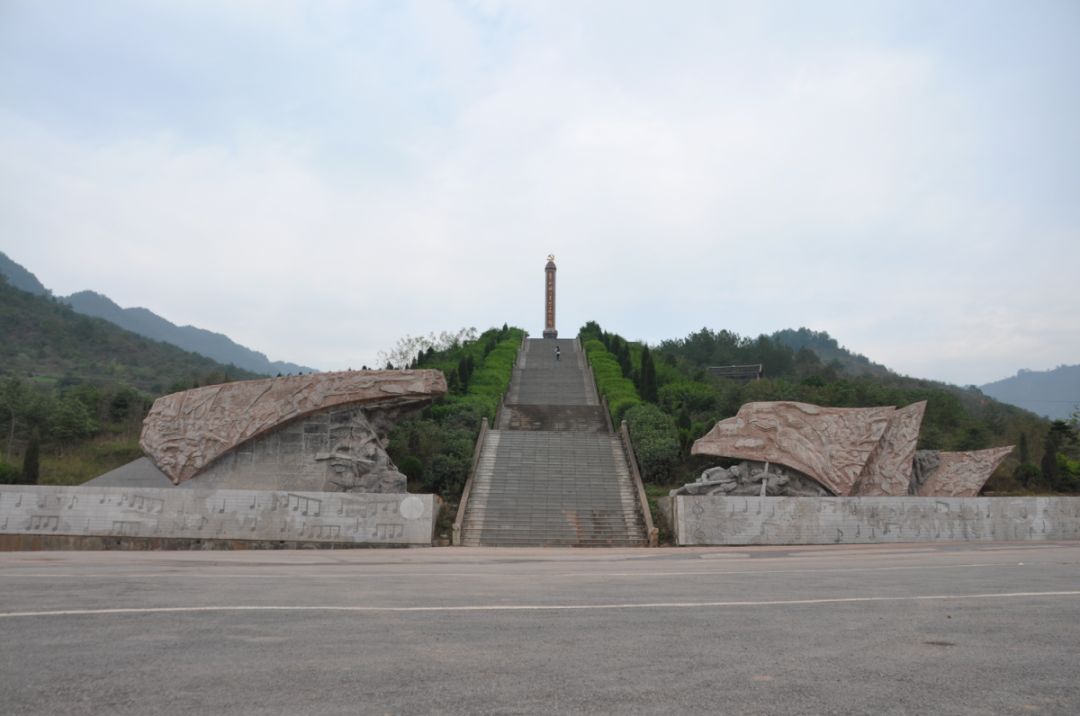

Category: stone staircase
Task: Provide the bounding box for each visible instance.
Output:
[459,338,648,547]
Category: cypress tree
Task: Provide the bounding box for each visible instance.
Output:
[640,345,658,403]
[1018,432,1030,465]
[1041,421,1070,490]
[22,428,39,485]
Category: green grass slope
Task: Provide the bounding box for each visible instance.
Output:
[1,278,260,393]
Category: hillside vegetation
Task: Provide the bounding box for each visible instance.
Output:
[0,250,315,377]
[581,321,1075,494]
[386,325,524,501]
[3,265,1073,498]
[0,277,261,485]
[65,290,316,376]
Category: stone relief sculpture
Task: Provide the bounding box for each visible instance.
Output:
[141,370,446,492]
[912,446,1015,497]
[674,461,830,497]
[852,401,926,496]
[678,400,1012,498]
[689,401,896,496]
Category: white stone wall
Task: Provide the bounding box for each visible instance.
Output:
[0,486,435,546]
[673,495,1080,546]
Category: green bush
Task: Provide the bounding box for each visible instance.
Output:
[625,403,680,483]
[388,326,524,500]
[583,339,641,423]
[0,460,20,484]
[658,380,719,415]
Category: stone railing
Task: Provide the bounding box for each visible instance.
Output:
[598,392,615,433]
[452,417,489,546]
[619,423,658,547]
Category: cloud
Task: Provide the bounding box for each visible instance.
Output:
[1,1,1078,385]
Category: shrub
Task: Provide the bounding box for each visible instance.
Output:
[658,381,719,415]
[625,403,680,483]
[584,338,642,423]
[0,460,20,484]
[387,326,524,500]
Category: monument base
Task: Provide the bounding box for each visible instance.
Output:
[542,330,558,339]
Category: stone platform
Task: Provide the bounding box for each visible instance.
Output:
[664,495,1080,545]
[0,485,436,548]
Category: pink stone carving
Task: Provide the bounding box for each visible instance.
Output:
[691,401,896,496]
[917,446,1014,497]
[852,401,926,496]
[140,370,447,485]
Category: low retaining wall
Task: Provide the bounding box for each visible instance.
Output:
[669,495,1080,546]
[0,486,436,549]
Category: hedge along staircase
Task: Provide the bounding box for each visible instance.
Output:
[454,338,653,547]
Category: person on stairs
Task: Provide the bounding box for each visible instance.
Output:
[555,345,561,362]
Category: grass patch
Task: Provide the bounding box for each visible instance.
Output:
[39,434,143,485]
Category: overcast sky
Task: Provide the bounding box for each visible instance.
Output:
[2,1,1077,385]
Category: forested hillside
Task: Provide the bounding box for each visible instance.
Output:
[0,277,261,485]
[0,250,316,376]
[1,279,258,393]
[0,251,48,296]
[65,290,317,376]
[581,322,1075,495]
[3,265,1073,498]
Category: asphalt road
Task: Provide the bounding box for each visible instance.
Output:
[1,542,1078,715]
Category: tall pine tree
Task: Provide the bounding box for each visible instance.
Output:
[22,428,40,485]
[640,345,658,403]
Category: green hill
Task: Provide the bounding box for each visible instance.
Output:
[0,250,316,376]
[771,327,892,378]
[0,250,49,296]
[0,277,262,485]
[64,289,317,376]
[582,322,1065,495]
[1,277,260,393]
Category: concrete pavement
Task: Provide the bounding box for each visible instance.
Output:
[1,542,1078,714]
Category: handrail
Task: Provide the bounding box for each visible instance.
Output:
[452,417,488,546]
[598,391,615,433]
[619,419,658,547]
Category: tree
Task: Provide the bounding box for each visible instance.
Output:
[22,428,40,484]
[0,377,27,461]
[1041,421,1075,491]
[50,395,98,451]
[640,345,658,403]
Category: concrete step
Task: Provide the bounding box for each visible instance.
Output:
[458,340,647,548]
[497,404,608,431]
[460,427,647,548]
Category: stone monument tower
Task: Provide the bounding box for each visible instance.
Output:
[543,255,557,339]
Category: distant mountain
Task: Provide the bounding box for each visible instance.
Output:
[0,251,316,376]
[0,280,261,393]
[64,290,316,376]
[771,327,892,378]
[981,365,1080,421]
[0,251,48,296]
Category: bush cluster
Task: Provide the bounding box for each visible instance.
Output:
[583,339,640,424]
[624,403,680,482]
[388,326,524,500]
[579,320,1065,493]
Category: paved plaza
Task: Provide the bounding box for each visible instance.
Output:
[1,542,1079,714]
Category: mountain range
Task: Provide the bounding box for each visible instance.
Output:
[0,277,262,393]
[980,365,1080,421]
[0,250,316,376]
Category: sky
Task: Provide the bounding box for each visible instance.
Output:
[1,0,1078,386]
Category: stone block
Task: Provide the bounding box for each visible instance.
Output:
[0,486,436,546]
[673,495,1080,545]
